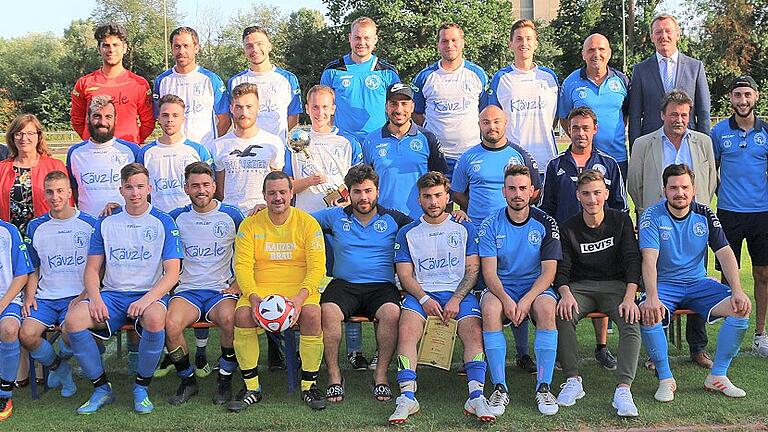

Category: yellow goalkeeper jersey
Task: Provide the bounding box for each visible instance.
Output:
[234,206,325,300]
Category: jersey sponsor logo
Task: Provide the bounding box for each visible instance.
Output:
[591,164,607,175]
[142,226,159,242]
[509,97,548,112]
[74,231,90,248]
[47,251,86,269]
[109,245,153,261]
[579,237,614,254]
[756,133,766,146]
[447,231,461,248]
[265,241,295,260]
[365,75,382,90]
[417,252,460,271]
[432,98,471,113]
[410,139,423,151]
[80,169,120,185]
[528,229,542,245]
[693,222,707,237]
[230,145,264,157]
[373,219,388,233]
[184,242,227,257]
[154,177,183,192]
[212,221,230,238]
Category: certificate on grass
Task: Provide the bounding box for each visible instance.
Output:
[417,316,457,370]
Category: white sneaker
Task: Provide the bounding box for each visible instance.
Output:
[557,376,585,407]
[487,384,509,417]
[536,385,559,416]
[612,387,639,417]
[704,374,746,398]
[388,395,420,424]
[464,396,496,422]
[753,333,768,357]
[654,378,676,402]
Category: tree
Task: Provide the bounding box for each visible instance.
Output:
[60,19,102,85]
[281,8,343,93]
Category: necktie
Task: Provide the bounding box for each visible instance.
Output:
[662,57,675,93]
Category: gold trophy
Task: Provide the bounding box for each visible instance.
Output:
[287,126,349,206]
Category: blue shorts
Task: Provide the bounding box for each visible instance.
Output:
[27,296,77,328]
[170,289,237,323]
[401,291,481,321]
[481,285,558,326]
[86,291,169,340]
[0,303,22,325]
[640,278,731,328]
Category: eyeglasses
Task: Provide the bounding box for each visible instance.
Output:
[14,131,39,139]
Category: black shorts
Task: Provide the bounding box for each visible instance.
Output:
[716,209,768,269]
[320,279,401,321]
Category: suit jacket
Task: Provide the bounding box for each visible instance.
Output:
[627,128,717,216]
[628,53,711,147]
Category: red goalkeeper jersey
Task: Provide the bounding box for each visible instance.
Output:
[70,68,155,144]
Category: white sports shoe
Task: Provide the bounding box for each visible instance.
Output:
[753,333,768,357]
[612,387,639,417]
[488,384,509,417]
[704,374,746,398]
[557,376,585,407]
[654,378,676,402]
[464,396,496,422]
[536,385,559,416]
[388,395,420,424]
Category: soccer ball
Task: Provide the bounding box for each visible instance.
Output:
[255,294,297,333]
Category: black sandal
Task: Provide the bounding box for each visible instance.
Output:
[372,383,392,402]
[326,378,345,402]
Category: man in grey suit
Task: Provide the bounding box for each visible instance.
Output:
[628,14,711,148]
[628,89,717,369]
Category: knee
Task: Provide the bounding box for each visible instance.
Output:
[234,307,255,328]
[217,312,235,332]
[64,303,89,332]
[377,303,400,325]
[321,303,343,326]
[18,324,40,348]
[141,310,166,333]
[165,316,185,336]
[0,321,20,342]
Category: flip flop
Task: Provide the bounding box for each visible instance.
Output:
[326,378,345,403]
[372,382,393,402]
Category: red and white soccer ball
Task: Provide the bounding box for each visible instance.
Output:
[255,294,296,333]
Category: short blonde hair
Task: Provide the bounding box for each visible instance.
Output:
[307,85,335,104]
[510,19,538,41]
[5,113,51,158]
[351,16,377,33]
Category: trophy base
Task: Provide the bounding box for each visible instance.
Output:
[323,185,350,207]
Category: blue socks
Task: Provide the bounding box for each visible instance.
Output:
[137,330,165,379]
[0,340,20,398]
[512,320,529,357]
[345,322,363,353]
[465,359,486,399]
[534,329,557,388]
[69,329,105,381]
[712,316,749,376]
[641,323,673,380]
[30,339,57,366]
[396,368,417,400]
[482,330,507,390]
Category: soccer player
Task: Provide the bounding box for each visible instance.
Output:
[710,76,768,357]
[66,95,141,217]
[285,85,362,213]
[165,162,243,405]
[554,169,641,417]
[639,164,751,401]
[211,83,284,214]
[138,94,212,213]
[71,23,154,144]
[19,171,97,399]
[412,23,488,178]
[389,171,494,424]
[228,26,302,145]
[315,164,409,403]
[320,17,400,143]
[479,164,562,416]
[452,104,541,373]
[65,163,182,414]
[231,171,326,411]
[362,83,447,217]
[558,34,630,179]
[153,27,231,150]
[0,219,33,421]
[484,19,559,177]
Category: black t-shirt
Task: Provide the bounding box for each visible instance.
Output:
[555,208,641,288]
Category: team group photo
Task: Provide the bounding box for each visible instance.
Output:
[0,0,767,430]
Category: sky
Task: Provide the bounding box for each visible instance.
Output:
[0,0,328,39]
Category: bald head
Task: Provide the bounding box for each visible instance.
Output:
[582,33,611,74]
[479,105,508,147]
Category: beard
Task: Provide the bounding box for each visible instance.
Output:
[88,122,115,143]
[352,197,377,215]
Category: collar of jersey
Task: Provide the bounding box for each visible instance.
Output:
[480,140,510,152]
[727,114,768,134]
[504,206,531,226]
[343,204,386,224]
[381,122,418,139]
[578,66,618,81]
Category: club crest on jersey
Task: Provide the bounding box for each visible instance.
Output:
[693,222,707,237]
[472,162,482,172]
[508,156,522,165]
[591,164,606,175]
[723,139,732,149]
[365,75,382,90]
[660,231,671,241]
[608,80,621,92]
[73,231,89,248]
[342,222,351,232]
[213,221,230,238]
[341,78,351,88]
[578,90,588,99]
[111,153,129,166]
[495,235,505,249]
[193,84,204,97]
[756,133,766,146]
[142,226,159,242]
[447,231,461,248]
[373,219,388,233]
[410,140,423,151]
[463,80,480,94]
[528,229,542,245]
[378,148,388,157]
